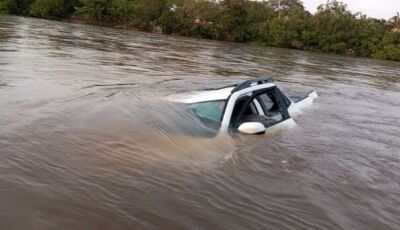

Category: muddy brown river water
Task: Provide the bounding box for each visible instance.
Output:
[1,15,400,230]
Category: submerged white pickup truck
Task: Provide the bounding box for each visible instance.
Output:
[167,78,318,134]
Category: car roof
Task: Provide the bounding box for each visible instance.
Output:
[166,81,276,104]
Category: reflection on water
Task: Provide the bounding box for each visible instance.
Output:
[1,15,400,230]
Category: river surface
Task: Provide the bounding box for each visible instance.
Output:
[1,15,400,230]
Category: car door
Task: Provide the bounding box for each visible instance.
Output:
[231,87,291,129]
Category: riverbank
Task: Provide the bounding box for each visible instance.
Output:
[1,0,399,61]
[59,16,392,62]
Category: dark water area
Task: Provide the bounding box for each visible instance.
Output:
[1,15,400,230]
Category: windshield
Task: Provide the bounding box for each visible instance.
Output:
[191,100,226,123]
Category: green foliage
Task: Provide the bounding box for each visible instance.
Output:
[303,1,355,54]
[131,0,166,30]
[78,0,135,23]
[267,18,288,46]
[219,0,250,42]
[29,0,62,18]
[1,0,400,61]
[29,0,79,19]
[387,12,400,31]
[350,16,386,57]
[0,0,34,15]
[373,44,400,61]
[0,0,13,13]
[245,2,273,41]
[373,32,400,61]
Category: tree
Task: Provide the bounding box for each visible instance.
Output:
[245,1,274,42]
[1,0,400,61]
[78,0,135,23]
[0,0,34,15]
[219,0,250,42]
[266,0,304,19]
[373,31,400,61]
[29,0,80,19]
[131,0,166,30]
[350,16,386,57]
[387,12,400,32]
[303,0,355,54]
[267,17,289,46]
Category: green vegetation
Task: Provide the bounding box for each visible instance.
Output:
[29,0,79,18]
[1,0,399,61]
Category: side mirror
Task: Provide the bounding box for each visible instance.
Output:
[238,122,266,135]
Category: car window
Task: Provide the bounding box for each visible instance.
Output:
[191,100,226,123]
[258,94,274,110]
[233,90,288,129]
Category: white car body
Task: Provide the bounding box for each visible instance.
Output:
[167,78,318,134]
